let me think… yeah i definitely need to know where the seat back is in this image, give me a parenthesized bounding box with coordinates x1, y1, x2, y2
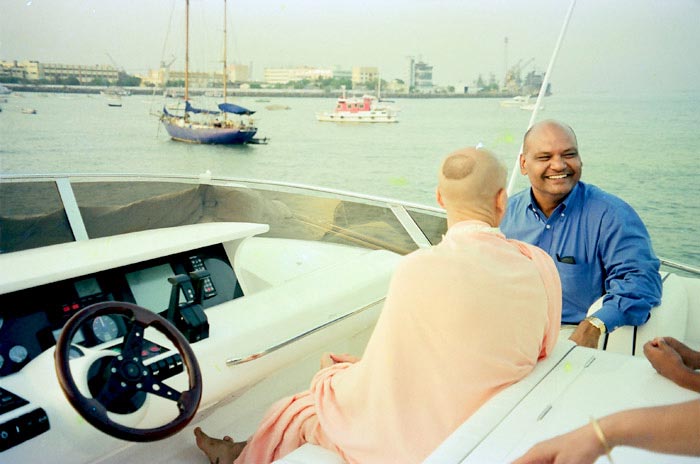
(591, 272, 689, 356)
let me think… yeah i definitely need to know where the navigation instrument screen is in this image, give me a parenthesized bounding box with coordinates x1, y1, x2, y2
(74, 277, 101, 298)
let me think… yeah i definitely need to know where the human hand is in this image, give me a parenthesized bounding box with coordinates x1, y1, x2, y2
(661, 337, 700, 369)
(511, 424, 604, 464)
(319, 352, 360, 370)
(568, 320, 602, 348)
(643, 338, 688, 380)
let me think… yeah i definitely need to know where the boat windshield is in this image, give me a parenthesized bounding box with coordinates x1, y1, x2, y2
(0, 175, 447, 255)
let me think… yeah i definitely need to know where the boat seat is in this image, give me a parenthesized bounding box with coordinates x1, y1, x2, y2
(588, 272, 690, 355)
(272, 443, 347, 464)
(424, 340, 575, 463)
(233, 236, 373, 295)
(273, 342, 576, 464)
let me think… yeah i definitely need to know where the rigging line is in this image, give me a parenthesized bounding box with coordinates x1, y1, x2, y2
(506, 0, 578, 196)
(150, 0, 178, 118)
(160, 0, 177, 71)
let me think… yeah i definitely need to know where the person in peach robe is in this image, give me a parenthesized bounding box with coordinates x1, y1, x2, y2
(195, 147, 562, 464)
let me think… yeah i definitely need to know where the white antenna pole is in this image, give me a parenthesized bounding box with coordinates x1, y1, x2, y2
(506, 0, 577, 196)
(223, 0, 227, 105)
(185, 0, 190, 102)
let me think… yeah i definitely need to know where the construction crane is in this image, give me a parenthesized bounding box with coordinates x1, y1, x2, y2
(159, 55, 177, 89)
(503, 57, 535, 93)
(105, 52, 125, 74)
(160, 55, 176, 70)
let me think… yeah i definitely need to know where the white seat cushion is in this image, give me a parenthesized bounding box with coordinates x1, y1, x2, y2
(272, 443, 346, 464)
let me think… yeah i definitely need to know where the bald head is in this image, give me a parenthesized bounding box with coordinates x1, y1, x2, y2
(437, 147, 507, 226)
(523, 119, 578, 154)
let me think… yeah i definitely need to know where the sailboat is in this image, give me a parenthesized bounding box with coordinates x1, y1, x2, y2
(160, 0, 258, 144)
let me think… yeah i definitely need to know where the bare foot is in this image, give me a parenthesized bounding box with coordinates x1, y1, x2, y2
(194, 427, 246, 464)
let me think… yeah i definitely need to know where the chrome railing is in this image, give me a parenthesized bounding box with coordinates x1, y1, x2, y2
(660, 258, 700, 277)
(225, 296, 384, 366)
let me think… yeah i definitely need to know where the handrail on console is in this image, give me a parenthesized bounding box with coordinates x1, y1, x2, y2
(225, 297, 384, 366)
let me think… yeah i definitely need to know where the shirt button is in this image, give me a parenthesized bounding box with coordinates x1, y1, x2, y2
(545, 225, 551, 229)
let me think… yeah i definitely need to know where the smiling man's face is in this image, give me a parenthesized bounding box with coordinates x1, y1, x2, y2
(520, 121, 582, 215)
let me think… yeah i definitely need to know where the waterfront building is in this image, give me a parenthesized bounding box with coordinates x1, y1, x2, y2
(0, 60, 42, 81)
(0, 60, 119, 84)
(140, 63, 250, 88)
(42, 63, 119, 84)
(228, 63, 249, 83)
(411, 60, 433, 93)
(332, 67, 352, 81)
(263, 66, 333, 85)
(351, 66, 378, 87)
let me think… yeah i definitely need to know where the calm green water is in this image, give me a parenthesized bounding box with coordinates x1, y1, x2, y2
(1, 91, 698, 267)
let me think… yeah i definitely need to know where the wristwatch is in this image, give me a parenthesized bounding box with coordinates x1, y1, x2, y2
(584, 316, 607, 334)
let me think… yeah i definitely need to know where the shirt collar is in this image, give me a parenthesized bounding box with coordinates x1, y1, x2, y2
(445, 219, 504, 239)
(527, 182, 583, 217)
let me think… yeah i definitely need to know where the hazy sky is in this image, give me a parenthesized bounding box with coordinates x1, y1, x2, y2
(2, 0, 699, 94)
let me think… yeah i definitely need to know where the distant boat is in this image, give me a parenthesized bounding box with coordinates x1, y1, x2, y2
(500, 95, 530, 108)
(316, 86, 398, 123)
(100, 88, 130, 97)
(265, 104, 290, 111)
(160, 0, 258, 145)
(21, 108, 37, 114)
(520, 102, 545, 111)
(164, 89, 183, 99)
(102, 92, 123, 107)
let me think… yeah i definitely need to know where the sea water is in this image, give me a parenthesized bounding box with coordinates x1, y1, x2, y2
(0, 90, 698, 267)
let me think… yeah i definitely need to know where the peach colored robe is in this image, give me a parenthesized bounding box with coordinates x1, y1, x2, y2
(235, 220, 561, 464)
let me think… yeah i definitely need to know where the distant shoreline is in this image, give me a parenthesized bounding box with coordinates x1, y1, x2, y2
(2, 83, 518, 99)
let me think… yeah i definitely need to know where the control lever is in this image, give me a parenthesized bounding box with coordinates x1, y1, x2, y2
(188, 269, 210, 304)
(166, 274, 210, 343)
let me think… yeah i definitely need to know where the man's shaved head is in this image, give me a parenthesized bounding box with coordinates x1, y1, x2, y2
(438, 147, 507, 210)
(441, 152, 477, 180)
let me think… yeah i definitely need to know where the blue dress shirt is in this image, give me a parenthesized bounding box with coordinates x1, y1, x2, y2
(500, 182, 662, 331)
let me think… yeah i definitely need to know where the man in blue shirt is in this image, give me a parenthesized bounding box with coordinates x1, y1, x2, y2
(500, 120, 662, 348)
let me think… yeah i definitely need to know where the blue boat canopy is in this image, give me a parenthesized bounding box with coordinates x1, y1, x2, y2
(218, 103, 255, 115)
(185, 101, 220, 115)
(182, 101, 255, 116)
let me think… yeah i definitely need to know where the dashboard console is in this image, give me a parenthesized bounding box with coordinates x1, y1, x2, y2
(0, 243, 239, 378)
(0, 222, 268, 453)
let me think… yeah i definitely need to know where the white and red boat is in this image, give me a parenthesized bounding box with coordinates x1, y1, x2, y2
(316, 87, 398, 123)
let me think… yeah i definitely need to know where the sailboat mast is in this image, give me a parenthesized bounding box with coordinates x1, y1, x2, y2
(223, 0, 228, 105)
(185, 0, 190, 101)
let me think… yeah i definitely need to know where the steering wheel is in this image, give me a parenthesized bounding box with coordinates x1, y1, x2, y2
(54, 301, 203, 442)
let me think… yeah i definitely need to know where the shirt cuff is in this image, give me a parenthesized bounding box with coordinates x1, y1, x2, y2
(590, 305, 625, 333)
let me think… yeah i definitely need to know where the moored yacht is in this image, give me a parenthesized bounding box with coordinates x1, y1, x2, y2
(316, 86, 398, 123)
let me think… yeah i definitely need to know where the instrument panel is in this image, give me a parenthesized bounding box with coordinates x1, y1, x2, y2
(0, 243, 242, 378)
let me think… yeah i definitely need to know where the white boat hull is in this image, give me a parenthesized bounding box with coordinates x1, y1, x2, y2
(316, 110, 398, 123)
(0, 174, 698, 463)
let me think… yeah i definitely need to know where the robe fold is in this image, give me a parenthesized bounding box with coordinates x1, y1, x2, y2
(235, 220, 561, 464)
